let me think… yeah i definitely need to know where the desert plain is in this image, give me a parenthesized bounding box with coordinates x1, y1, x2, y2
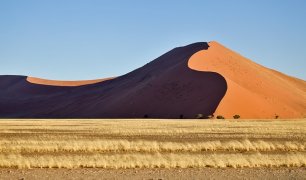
(0, 119, 305, 179)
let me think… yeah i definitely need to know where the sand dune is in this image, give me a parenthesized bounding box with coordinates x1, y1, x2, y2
(188, 41, 306, 119)
(0, 43, 226, 118)
(0, 41, 305, 118)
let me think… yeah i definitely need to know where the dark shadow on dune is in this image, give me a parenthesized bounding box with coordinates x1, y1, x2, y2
(0, 42, 227, 118)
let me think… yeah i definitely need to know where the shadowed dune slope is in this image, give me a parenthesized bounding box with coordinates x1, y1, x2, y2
(0, 42, 227, 118)
(188, 41, 306, 118)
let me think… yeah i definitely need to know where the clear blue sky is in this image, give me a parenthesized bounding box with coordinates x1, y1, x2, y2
(1, 0, 305, 80)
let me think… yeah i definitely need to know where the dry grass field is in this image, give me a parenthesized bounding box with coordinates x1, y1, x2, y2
(0, 119, 305, 179)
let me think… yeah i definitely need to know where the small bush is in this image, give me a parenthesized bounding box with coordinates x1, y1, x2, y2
(179, 114, 184, 119)
(144, 114, 148, 118)
(216, 115, 225, 119)
(233, 115, 240, 119)
(275, 115, 279, 119)
(196, 114, 204, 119)
(207, 115, 214, 119)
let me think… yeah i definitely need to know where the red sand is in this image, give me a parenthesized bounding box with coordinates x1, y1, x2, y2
(188, 41, 306, 119)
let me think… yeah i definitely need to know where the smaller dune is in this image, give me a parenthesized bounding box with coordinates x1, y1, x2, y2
(26, 77, 113, 86)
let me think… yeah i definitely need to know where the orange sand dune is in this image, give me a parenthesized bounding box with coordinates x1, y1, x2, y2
(188, 41, 306, 119)
(26, 77, 113, 86)
(0, 41, 305, 119)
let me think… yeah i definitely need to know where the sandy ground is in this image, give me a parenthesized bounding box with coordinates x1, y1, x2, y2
(0, 168, 305, 180)
(0, 119, 305, 179)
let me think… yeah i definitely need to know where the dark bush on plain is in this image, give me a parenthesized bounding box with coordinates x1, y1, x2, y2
(216, 115, 225, 119)
(233, 115, 240, 119)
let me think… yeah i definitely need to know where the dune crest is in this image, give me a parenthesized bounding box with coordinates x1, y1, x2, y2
(188, 41, 306, 118)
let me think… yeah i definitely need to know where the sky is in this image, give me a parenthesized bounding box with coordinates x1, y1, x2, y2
(1, 0, 306, 80)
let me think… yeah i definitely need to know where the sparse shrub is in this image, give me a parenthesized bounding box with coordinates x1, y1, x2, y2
(275, 114, 279, 119)
(144, 114, 148, 118)
(196, 114, 204, 119)
(216, 115, 225, 119)
(179, 114, 184, 119)
(233, 115, 240, 119)
(207, 115, 214, 119)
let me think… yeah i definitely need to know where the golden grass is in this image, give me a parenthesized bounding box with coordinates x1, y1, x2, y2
(0, 119, 305, 168)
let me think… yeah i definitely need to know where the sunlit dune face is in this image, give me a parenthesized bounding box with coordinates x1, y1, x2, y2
(187, 41, 306, 119)
(26, 77, 113, 87)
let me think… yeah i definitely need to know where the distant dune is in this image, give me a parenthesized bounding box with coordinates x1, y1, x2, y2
(26, 77, 111, 86)
(0, 42, 305, 118)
